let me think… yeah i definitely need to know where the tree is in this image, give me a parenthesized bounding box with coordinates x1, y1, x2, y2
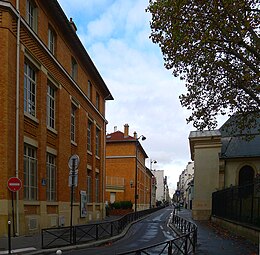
(146, 0, 260, 132)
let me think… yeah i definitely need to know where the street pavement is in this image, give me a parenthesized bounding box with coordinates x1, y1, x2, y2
(0, 208, 258, 254)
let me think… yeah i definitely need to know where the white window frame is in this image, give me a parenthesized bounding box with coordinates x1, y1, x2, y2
(87, 171, 92, 203)
(87, 120, 92, 152)
(87, 80, 92, 99)
(48, 27, 55, 54)
(46, 153, 56, 202)
(71, 104, 76, 142)
(47, 83, 55, 129)
(26, 0, 37, 32)
(24, 144, 38, 201)
(95, 128, 100, 156)
(95, 173, 100, 203)
(71, 57, 77, 80)
(24, 62, 36, 117)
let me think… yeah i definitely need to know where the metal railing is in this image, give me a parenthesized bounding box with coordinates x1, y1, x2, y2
(212, 179, 260, 227)
(42, 206, 164, 249)
(116, 211, 197, 255)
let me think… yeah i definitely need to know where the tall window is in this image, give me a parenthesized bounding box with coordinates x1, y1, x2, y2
(95, 173, 100, 203)
(47, 84, 55, 129)
(96, 93, 100, 110)
(48, 27, 55, 54)
(24, 144, 37, 200)
(46, 153, 56, 201)
(26, 0, 37, 31)
(71, 57, 77, 80)
(87, 120, 92, 151)
(95, 128, 100, 156)
(87, 80, 92, 99)
(87, 170, 92, 203)
(71, 104, 76, 142)
(24, 62, 36, 117)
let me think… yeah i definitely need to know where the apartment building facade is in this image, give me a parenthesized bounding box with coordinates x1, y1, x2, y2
(105, 124, 152, 211)
(0, 0, 112, 236)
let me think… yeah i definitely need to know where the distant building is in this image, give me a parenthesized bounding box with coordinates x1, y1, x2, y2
(105, 124, 152, 211)
(0, 0, 112, 237)
(151, 170, 170, 203)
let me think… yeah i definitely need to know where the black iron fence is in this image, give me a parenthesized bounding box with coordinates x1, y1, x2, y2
(116, 211, 197, 255)
(212, 179, 260, 227)
(42, 206, 163, 249)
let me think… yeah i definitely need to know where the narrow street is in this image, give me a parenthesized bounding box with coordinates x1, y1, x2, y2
(62, 207, 175, 255)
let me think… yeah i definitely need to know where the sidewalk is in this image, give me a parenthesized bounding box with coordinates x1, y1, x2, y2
(0, 215, 121, 255)
(0, 210, 258, 254)
(177, 209, 258, 255)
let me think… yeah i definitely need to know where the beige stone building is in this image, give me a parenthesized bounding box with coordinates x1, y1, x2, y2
(189, 117, 260, 220)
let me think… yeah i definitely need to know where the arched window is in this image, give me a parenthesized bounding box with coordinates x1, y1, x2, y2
(238, 165, 254, 198)
(239, 165, 254, 186)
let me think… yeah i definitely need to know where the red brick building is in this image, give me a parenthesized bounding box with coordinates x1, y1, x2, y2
(105, 124, 153, 211)
(0, 0, 112, 236)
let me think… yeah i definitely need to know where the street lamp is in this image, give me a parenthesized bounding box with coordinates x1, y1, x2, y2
(135, 135, 146, 212)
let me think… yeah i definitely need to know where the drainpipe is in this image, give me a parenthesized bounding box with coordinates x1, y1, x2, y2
(15, 0, 20, 236)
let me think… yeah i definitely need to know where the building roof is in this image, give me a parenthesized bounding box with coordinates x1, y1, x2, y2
(45, 0, 113, 100)
(106, 131, 148, 158)
(221, 135, 260, 158)
(189, 130, 221, 139)
(219, 114, 260, 158)
(106, 131, 136, 142)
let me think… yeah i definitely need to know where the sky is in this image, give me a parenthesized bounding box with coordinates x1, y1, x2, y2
(56, 0, 217, 195)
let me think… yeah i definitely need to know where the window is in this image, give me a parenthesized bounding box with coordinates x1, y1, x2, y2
(87, 170, 92, 203)
(24, 62, 36, 117)
(48, 27, 55, 54)
(95, 173, 100, 203)
(87, 80, 92, 99)
(26, 0, 37, 31)
(96, 93, 100, 110)
(24, 144, 37, 200)
(95, 128, 100, 156)
(47, 84, 55, 129)
(87, 120, 92, 152)
(71, 104, 77, 142)
(46, 153, 56, 201)
(71, 57, 77, 80)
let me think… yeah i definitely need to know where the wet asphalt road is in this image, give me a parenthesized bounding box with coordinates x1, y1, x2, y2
(62, 207, 175, 255)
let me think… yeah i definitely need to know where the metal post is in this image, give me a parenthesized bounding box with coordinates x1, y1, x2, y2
(8, 220, 11, 254)
(134, 140, 138, 212)
(70, 158, 75, 244)
(11, 192, 15, 237)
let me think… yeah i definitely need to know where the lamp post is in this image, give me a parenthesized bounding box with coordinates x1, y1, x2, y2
(135, 134, 146, 212)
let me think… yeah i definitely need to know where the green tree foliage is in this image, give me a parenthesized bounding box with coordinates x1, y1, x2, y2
(147, 0, 260, 131)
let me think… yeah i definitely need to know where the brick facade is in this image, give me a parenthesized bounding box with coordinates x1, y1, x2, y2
(0, 0, 112, 236)
(105, 125, 153, 211)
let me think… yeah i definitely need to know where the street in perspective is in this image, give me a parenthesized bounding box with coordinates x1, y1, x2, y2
(0, 0, 259, 255)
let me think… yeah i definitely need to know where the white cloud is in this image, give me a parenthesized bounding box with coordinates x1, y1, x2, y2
(57, 0, 195, 195)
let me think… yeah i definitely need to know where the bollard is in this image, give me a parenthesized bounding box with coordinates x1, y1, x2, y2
(8, 220, 11, 254)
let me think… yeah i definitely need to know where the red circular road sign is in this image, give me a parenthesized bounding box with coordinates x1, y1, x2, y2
(7, 177, 22, 192)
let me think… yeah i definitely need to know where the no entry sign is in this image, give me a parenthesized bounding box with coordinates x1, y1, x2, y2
(7, 177, 22, 192)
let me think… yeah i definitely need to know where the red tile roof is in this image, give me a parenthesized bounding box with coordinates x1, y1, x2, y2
(106, 131, 135, 142)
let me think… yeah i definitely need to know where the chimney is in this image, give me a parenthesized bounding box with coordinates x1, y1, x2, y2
(69, 18, 77, 32)
(133, 131, 137, 139)
(124, 124, 129, 138)
(114, 126, 117, 132)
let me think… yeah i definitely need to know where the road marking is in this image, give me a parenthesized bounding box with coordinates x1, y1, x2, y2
(0, 247, 36, 254)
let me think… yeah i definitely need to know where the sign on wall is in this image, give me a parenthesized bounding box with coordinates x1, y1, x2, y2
(80, 190, 87, 218)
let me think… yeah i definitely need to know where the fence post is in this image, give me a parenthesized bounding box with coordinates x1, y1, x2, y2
(96, 224, 99, 240)
(168, 241, 172, 255)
